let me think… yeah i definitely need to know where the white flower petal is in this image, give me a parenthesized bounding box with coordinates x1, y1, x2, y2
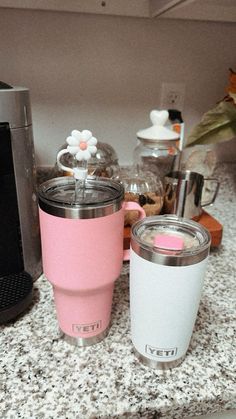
(67, 145, 79, 155)
(81, 130, 92, 142)
(76, 149, 91, 161)
(75, 150, 84, 161)
(76, 150, 91, 161)
(71, 130, 82, 140)
(66, 136, 79, 146)
(88, 145, 97, 155)
(82, 149, 92, 160)
(87, 136, 97, 146)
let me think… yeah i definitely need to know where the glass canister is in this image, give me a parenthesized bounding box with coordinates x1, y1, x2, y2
(56, 141, 119, 178)
(134, 110, 180, 181)
(114, 166, 164, 226)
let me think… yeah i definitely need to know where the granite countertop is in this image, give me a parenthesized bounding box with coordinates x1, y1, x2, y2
(1, 163, 236, 419)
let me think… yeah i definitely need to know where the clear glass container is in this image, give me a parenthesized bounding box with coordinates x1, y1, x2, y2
(114, 166, 164, 226)
(56, 141, 119, 178)
(134, 110, 180, 181)
(133, 139, 180, 181)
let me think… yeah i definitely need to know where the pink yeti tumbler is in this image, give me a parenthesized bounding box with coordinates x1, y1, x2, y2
(38, 176, 145, 346)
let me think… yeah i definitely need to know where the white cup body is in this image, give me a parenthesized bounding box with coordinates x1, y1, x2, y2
(130, 247, 208, 369)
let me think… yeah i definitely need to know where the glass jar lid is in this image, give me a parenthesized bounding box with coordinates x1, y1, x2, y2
(131, 215, 211, 266)
(137, 110, 179, 142)
(38, 176, 124, 219)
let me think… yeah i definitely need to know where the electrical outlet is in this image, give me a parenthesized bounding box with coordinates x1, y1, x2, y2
(160, 83, 185, 111)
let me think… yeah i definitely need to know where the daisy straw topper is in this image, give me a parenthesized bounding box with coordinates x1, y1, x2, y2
(57, 129, 98, 180)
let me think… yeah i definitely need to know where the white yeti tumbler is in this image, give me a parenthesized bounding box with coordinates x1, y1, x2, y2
(130, 215, 211, 369)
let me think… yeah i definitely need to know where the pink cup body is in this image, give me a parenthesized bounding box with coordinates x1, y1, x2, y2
(39, 197, 145, 341)
(39, 207, 125, 338)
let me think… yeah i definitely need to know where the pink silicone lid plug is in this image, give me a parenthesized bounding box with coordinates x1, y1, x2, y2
(154, 234, 184, 251)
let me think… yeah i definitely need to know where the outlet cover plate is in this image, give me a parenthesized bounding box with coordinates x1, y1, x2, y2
(160, 82, 185, 111)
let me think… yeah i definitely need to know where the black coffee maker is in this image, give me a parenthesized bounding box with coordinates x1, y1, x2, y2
(0, 81, 42, 323)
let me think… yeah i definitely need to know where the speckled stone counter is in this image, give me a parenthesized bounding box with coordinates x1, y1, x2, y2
(1, 163, 236, 419)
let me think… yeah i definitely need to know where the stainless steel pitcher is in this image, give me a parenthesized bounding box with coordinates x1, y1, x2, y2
(163, 170, 219, 220)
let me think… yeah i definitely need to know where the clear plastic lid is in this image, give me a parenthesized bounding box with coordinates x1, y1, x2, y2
(38, 177, 124, 219)
(131, 215, 211, 266)
(139, 223, 199, 250)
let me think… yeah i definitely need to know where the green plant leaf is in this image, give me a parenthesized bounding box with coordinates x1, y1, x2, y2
(186, 101, 236, 146)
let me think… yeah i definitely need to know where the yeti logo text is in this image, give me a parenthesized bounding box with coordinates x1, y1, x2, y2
(72, 321, 102, 333)
(145, 345, 177, 358)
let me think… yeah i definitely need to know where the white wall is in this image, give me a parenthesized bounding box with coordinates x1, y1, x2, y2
(0, 8, 235, 166)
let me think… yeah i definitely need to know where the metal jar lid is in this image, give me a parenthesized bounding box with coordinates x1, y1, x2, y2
(131, 215, 211, 266)
(38, 176, 124, 219)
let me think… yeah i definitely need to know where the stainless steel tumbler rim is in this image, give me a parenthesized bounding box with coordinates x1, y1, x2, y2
(133, 347, 185, 370)
(38, 177, 124, 219)
(131, 215, 211, 266)
(60, 326, 109, 347)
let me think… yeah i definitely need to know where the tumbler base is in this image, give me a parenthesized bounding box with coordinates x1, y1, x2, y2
(60, 326, 109, 347)
(133, 347, 185, 370)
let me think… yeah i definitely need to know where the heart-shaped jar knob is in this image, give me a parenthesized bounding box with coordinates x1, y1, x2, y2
(150, 110, 169, 127)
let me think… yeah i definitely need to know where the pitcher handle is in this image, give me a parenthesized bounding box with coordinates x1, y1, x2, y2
(123, 202, 146, 261)
(201, 177, 220, 207)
